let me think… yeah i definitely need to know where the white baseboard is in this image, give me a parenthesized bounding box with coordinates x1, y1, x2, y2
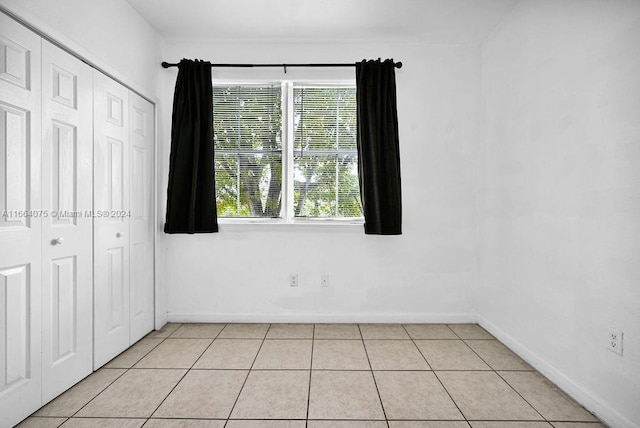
(478, 317, 639, 428)
(155, 311, 168, 331)
(167, 312, 478, 324)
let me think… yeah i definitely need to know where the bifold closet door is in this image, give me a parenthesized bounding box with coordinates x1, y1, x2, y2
(129, 92, 154, 344)
(0, 13, 43, 426)
(40, 40, 93, 403)
(93, 71, 130, 369)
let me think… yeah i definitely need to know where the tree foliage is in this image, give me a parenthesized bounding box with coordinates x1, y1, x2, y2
(214, 85, 282, 217)
(293, 87, 361, 217)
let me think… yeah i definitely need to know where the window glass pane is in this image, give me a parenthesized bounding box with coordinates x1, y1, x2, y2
(293, 86, 361, 218)
(214, 85, 282, 217)
(294, 154, 362, 218)
(214, 85, 282, 150)
(294, 87, 357, 151)
(215, 152, 282, 217)
(336, 154, 362, 217)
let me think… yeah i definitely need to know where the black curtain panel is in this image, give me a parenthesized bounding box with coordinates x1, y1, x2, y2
(164, 59, 218, 234)
(355, 58, 402, 235)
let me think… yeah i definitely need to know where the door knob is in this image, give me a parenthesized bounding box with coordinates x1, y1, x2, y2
(52, 237, 64, 245)
(116, 232, 124, 238)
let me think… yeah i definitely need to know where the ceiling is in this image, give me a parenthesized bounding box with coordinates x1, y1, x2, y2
(126, 0, 521, 44)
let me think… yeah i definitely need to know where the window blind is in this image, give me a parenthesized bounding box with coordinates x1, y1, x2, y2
(213, 85, 283, 217)
(293, 87, 362, 218)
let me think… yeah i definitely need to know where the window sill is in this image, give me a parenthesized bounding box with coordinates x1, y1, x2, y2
(217, 218, 364, 232)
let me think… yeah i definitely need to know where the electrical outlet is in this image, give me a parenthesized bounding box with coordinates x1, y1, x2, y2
(321, 274, 330, 287)
(289, 273, 299, 287)
(608, 328, 623, 356)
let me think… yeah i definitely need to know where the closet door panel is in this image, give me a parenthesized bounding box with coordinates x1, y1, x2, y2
(129, 92, 154, 343)
(40, 40, 93, 403)
(93, 71, 130, 369)
(0, 12, 42, 428)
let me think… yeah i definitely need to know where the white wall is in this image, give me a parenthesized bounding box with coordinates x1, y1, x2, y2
(479, 1, 640, 426)
(158, 41, 481, 322)
(0, 0, 162, 99)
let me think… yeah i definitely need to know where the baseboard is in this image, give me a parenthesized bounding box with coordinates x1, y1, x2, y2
(155, 311, 168, 331)
(167, 312, 478, 324)
(478, 317, 639, 428)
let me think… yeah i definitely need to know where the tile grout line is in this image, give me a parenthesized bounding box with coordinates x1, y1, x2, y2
(203, 337, 495, 341)
(455, 325, 586, 424)
(143, 324, 226, 425)
(305, 324, 315, 428)
(54, 416, 158, 419)
(63, 328, 176, 423)
(94, 367, 544, 372)
(357, 324, 390, 428)
(123, 331, 174, 428)
(223, 324, 271, 427)
(401, 323, 471, 426)
(456, 330, 549, 423)
(39, 326, 177, 426)
(103, 334, 164, 369)
(493, 370, 549, 423)
(462, 337, 535, 372)
(488, 358, 601, 423)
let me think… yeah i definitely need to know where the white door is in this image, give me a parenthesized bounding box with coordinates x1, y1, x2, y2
(129, 92, 154, 343)
(93, 71, 130, 369)
(40, 40, 93, 403)
(0, 12, 43, 428)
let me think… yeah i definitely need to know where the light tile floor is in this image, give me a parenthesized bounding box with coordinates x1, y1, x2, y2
(19, 323, 607, 428)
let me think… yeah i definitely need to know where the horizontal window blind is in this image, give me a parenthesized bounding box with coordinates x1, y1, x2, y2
(213, 85, 283, 217)
(293, 87, 362, 218)
(212, 83, 361, 220)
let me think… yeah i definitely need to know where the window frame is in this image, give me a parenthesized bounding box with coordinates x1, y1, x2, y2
(213, 79, 364, 226)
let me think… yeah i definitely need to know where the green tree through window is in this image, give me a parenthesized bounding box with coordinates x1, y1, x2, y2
(293, 87, 361, 217)
(213, 85, 282, 217)
(213, 83, 362, 220)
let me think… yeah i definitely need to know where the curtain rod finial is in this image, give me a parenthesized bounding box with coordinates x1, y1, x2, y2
(395, 61, 403, 69)
(161, 61, 171, 68)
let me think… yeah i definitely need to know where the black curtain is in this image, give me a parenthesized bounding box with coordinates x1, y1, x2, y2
(355, 59, 402, 235)
(164, 59, 218, 234)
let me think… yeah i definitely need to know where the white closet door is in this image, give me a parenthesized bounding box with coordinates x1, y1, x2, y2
(0, 12, 43, 428)
(40, 40, 93, 403)
(93, 71, 130, 369)
(129, 92, 154, 343)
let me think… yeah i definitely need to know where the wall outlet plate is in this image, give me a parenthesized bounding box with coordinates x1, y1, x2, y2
(608, 328, 623, 356)
(289, 273, 299, 287)
(321, 274, 330, 287)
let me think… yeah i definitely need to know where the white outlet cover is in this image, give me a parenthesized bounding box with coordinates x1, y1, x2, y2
(321, 274, 330, 287)
(289, 274, 299, 287)
(608, 328, 623, 356)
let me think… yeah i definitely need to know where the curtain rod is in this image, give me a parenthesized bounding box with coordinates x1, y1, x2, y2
(161, 61, 403, 71)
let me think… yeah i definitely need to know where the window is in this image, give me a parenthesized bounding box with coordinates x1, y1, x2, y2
(213, 82, 362, 222)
